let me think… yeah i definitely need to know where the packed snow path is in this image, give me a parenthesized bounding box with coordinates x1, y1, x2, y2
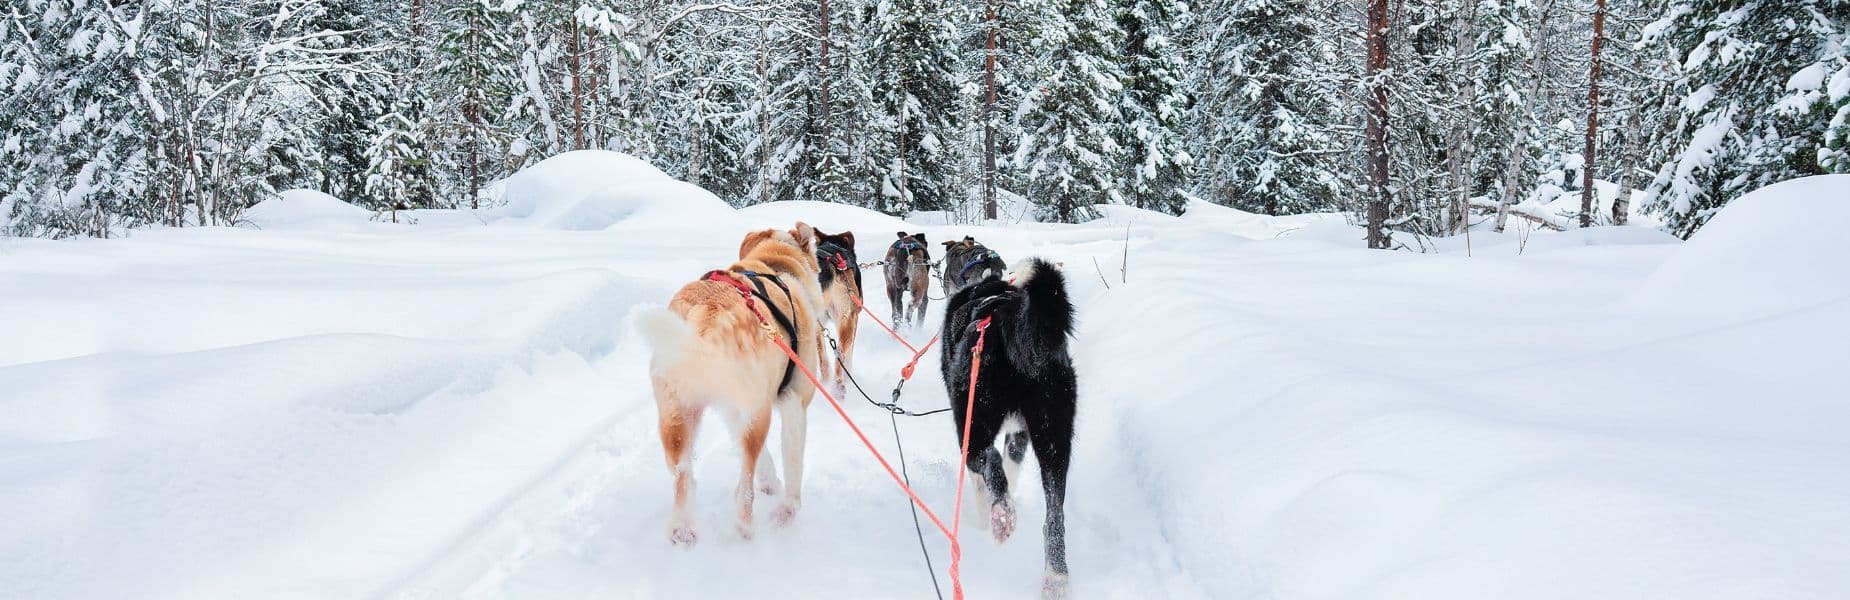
(3, 162, 1847, 599)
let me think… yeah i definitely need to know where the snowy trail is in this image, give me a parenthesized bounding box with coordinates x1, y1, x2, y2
(387, 254, 1205, 600)
(5, 168, 1849, 599)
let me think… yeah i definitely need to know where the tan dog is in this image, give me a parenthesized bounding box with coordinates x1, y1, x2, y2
(638, 222, 824, 546)
(813, 229, 862, 394)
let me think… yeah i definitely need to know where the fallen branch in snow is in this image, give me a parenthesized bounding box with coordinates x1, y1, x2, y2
(1469, 197, 1568, 231)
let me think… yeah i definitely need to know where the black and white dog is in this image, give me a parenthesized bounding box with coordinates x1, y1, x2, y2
(938, 257, 1076, 598)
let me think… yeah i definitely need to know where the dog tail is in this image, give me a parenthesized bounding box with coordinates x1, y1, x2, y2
(1001, 258, 1075, 371)
(635, 306, 697, 373)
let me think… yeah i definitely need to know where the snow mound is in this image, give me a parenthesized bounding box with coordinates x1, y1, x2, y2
(735, 200, 909, 233)
(242, 189, 373, 230)
(1182, 199, 1342, 240)
(1628, 175, 1850, 315)
(1086, 203, 1179, 225)
(491, 150, 731, 230)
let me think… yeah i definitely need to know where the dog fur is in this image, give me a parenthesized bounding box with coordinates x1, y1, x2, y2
(940, 236, 1006, 296)
(814, 229, 863, 394)
(883, 231, 931, 328)
(639, 222, 825, 547)
(938, 258, 1077, 598)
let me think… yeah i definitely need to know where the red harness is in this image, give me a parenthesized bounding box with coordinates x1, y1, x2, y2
(704, 270, 768, 328)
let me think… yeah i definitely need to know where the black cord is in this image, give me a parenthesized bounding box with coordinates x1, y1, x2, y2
(890, 410, 946, 600)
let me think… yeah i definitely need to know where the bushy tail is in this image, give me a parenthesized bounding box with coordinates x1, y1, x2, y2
(634, 307, 697, 373)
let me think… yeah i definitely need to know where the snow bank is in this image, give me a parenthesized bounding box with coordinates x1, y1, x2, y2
(242, 189, 375, 231)
(491, 150, 731, 230)
(3, 174, 1844, 600)
(1628, 174, 1850, 316)
(1181, 199, 1343, 241)
(736, 200, 910, 233)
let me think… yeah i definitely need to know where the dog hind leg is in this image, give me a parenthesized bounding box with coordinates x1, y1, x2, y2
(734, 402, 773, 540)
(656, 383, 703, 547)
(772, 389, 808, 526)
(1029, 417, 1073, 598)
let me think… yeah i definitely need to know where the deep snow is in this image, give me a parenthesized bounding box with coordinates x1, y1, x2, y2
(2, 155, 1845, 599)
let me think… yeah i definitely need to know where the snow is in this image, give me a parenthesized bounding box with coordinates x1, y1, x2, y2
(1627, 174, 1850, 316)
(1787, 64, 1828, 92)
(2, 165, 1845, 599)
(490, 150, 732, 230)
(241, 189, 375, 231)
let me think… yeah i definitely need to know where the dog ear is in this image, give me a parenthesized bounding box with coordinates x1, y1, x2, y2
(940, 240, 956, 248)
(790, 221, 818, 254)
(839, 231, 855, 248)
(738, 229, 773, 259)
(912, 233, 927, 245)
(897, 231, 909, 239)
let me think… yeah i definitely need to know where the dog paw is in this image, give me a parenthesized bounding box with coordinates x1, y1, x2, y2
(669, 526, 698, 547)
(990, 501, 1017, 543)
(1040, 572, 1070, 600)
(772, 501, 801, 527)
(736, 520, 755, 541)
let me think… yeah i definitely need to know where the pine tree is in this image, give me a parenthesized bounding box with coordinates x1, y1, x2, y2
(363, 98, 435, 217)
(868, 0, 965, 215)
(1644, 0, 1849, 238)
(1, 0, 152, 237)
(1116, 0, 1192, 214)
(1189, 0, 1346, 216)
(1016, 0, 1127, 222)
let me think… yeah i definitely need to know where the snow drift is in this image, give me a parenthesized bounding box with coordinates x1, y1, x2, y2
(241, 189, 374, 231)
(1628, 174, 1850, 316)
(491, 150, 732, 230)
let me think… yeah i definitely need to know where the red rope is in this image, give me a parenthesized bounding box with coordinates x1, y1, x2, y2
(949, 315, 991, 600)
(849, 292, 941, 381)
(761, 312, 991, 600)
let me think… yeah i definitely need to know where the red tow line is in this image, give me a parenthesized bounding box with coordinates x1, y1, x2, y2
(760, 309, 991, 600)
(850, 292, 941, 381)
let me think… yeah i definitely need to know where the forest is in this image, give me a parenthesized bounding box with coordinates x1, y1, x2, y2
(2, 0, 1845, 243)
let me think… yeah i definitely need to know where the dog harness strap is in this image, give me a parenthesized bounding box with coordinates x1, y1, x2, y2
(741, 270, 800, 391)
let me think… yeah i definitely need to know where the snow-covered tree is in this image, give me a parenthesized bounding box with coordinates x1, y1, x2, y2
(1188, 0, 1346, 216)
(867, 0, 965, 215)
(1643, 0, 1850, 238)
(1115, 0, 1191, 214)
(1016, 0, 1127, 222)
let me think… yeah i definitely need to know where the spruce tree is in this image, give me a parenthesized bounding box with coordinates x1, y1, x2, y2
(1116, 0, 1192, 214)
(1016, 0, 1128, 222)
(1645, 0, 1849, 238)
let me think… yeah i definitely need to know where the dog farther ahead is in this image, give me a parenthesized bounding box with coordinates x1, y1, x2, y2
(637, 222, 825, 547)
(939, 258, 1077, 598)
(883, 231, 931, 328)
(940, 236, 1006, 296)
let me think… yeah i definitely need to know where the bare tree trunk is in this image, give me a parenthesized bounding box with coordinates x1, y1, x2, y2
(1446, 0, 1478, 237)
(757, 22, 771, 204)
(1495, 0, 1555, 233)
(893, 94, 905, 213)
(1613, 56, 1646, 226)
(818, 0, 832, 163)
(467, 9, 482, 209)
(1579, 0, 1606, 228)
(570, 17, 585, 150)
(689, 85, 706, 187)
(982, 0, 998, 221)
(1364, 0, 1391, 250)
